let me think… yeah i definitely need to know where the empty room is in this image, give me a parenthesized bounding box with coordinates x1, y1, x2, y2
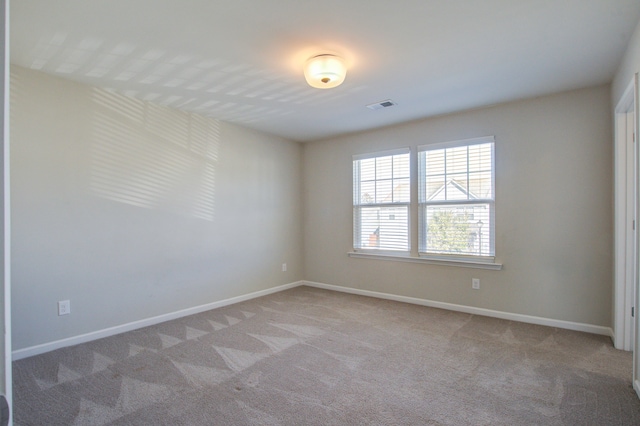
(3, 0, 640, 424)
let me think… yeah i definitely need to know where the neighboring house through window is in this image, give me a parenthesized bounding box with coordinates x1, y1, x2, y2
(418, 136, 495, 260)
(353, 148, 410, 252)
(352, 137, 495, 264)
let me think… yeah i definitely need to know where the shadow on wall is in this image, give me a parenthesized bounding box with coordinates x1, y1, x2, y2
(90, 88, 219, 221)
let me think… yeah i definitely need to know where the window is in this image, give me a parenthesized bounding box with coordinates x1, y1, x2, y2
(353, 148, 410, 252)
(418, 137, 495, 259)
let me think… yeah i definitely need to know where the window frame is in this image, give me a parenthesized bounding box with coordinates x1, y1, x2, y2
(352, 147, 411, 255)
(418, 136, 496, 263)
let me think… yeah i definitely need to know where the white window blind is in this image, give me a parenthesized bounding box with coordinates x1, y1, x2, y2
(418, 137, 495, 258)
(353, 148, 410, 252)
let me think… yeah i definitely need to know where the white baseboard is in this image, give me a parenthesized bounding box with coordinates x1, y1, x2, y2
(302, 280, 614, 337)
(635, 379, 640, 399)
(12, 281, 304, 360)
(14, 279, 615, 360)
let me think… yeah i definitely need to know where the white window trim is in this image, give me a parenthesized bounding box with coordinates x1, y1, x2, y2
(417, 136, 496, 262)
(419, 136, 495, 151)
(353, 147, 411, 253)
(353, 147, 410, 161)
(347, 251, 503, 270)
(349, 138, 502, 270)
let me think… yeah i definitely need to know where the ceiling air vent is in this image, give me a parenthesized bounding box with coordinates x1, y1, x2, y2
(366, 99, 397, 110)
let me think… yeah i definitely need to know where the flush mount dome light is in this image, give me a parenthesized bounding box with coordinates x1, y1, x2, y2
(304, 54, 346, 89)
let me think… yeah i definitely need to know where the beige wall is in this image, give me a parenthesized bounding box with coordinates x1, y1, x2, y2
(10, 66, 303, 351)
(303, 85, 613, 327)
(9, 64, 617, 351)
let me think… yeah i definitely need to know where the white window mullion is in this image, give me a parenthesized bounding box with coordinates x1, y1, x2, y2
(466, 146, 470, 200)
(443, 149, 448, 200)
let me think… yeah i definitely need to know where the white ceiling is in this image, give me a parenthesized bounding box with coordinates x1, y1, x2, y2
(11, 0, 640, 142)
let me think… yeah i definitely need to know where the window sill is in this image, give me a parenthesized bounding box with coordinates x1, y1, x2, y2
(347, 251, 503, 270)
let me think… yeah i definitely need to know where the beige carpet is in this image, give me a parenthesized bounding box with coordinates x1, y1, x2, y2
(12, 286, 640, 425)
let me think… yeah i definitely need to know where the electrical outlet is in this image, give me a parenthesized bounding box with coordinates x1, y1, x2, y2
(58, 300, 71, 316)
(472, 278, 480, 290)
(282, 263, 287, 272)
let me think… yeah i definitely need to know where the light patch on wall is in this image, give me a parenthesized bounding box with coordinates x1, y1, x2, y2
(90, 88, 219, 221)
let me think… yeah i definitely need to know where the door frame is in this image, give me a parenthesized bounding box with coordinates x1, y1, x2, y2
(633, 73, 640, 398)
(0, 0, 10, 421)
(614, 78, 636, 352)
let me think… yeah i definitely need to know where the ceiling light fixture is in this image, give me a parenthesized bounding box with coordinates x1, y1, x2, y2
(304, 54, 346, 89)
